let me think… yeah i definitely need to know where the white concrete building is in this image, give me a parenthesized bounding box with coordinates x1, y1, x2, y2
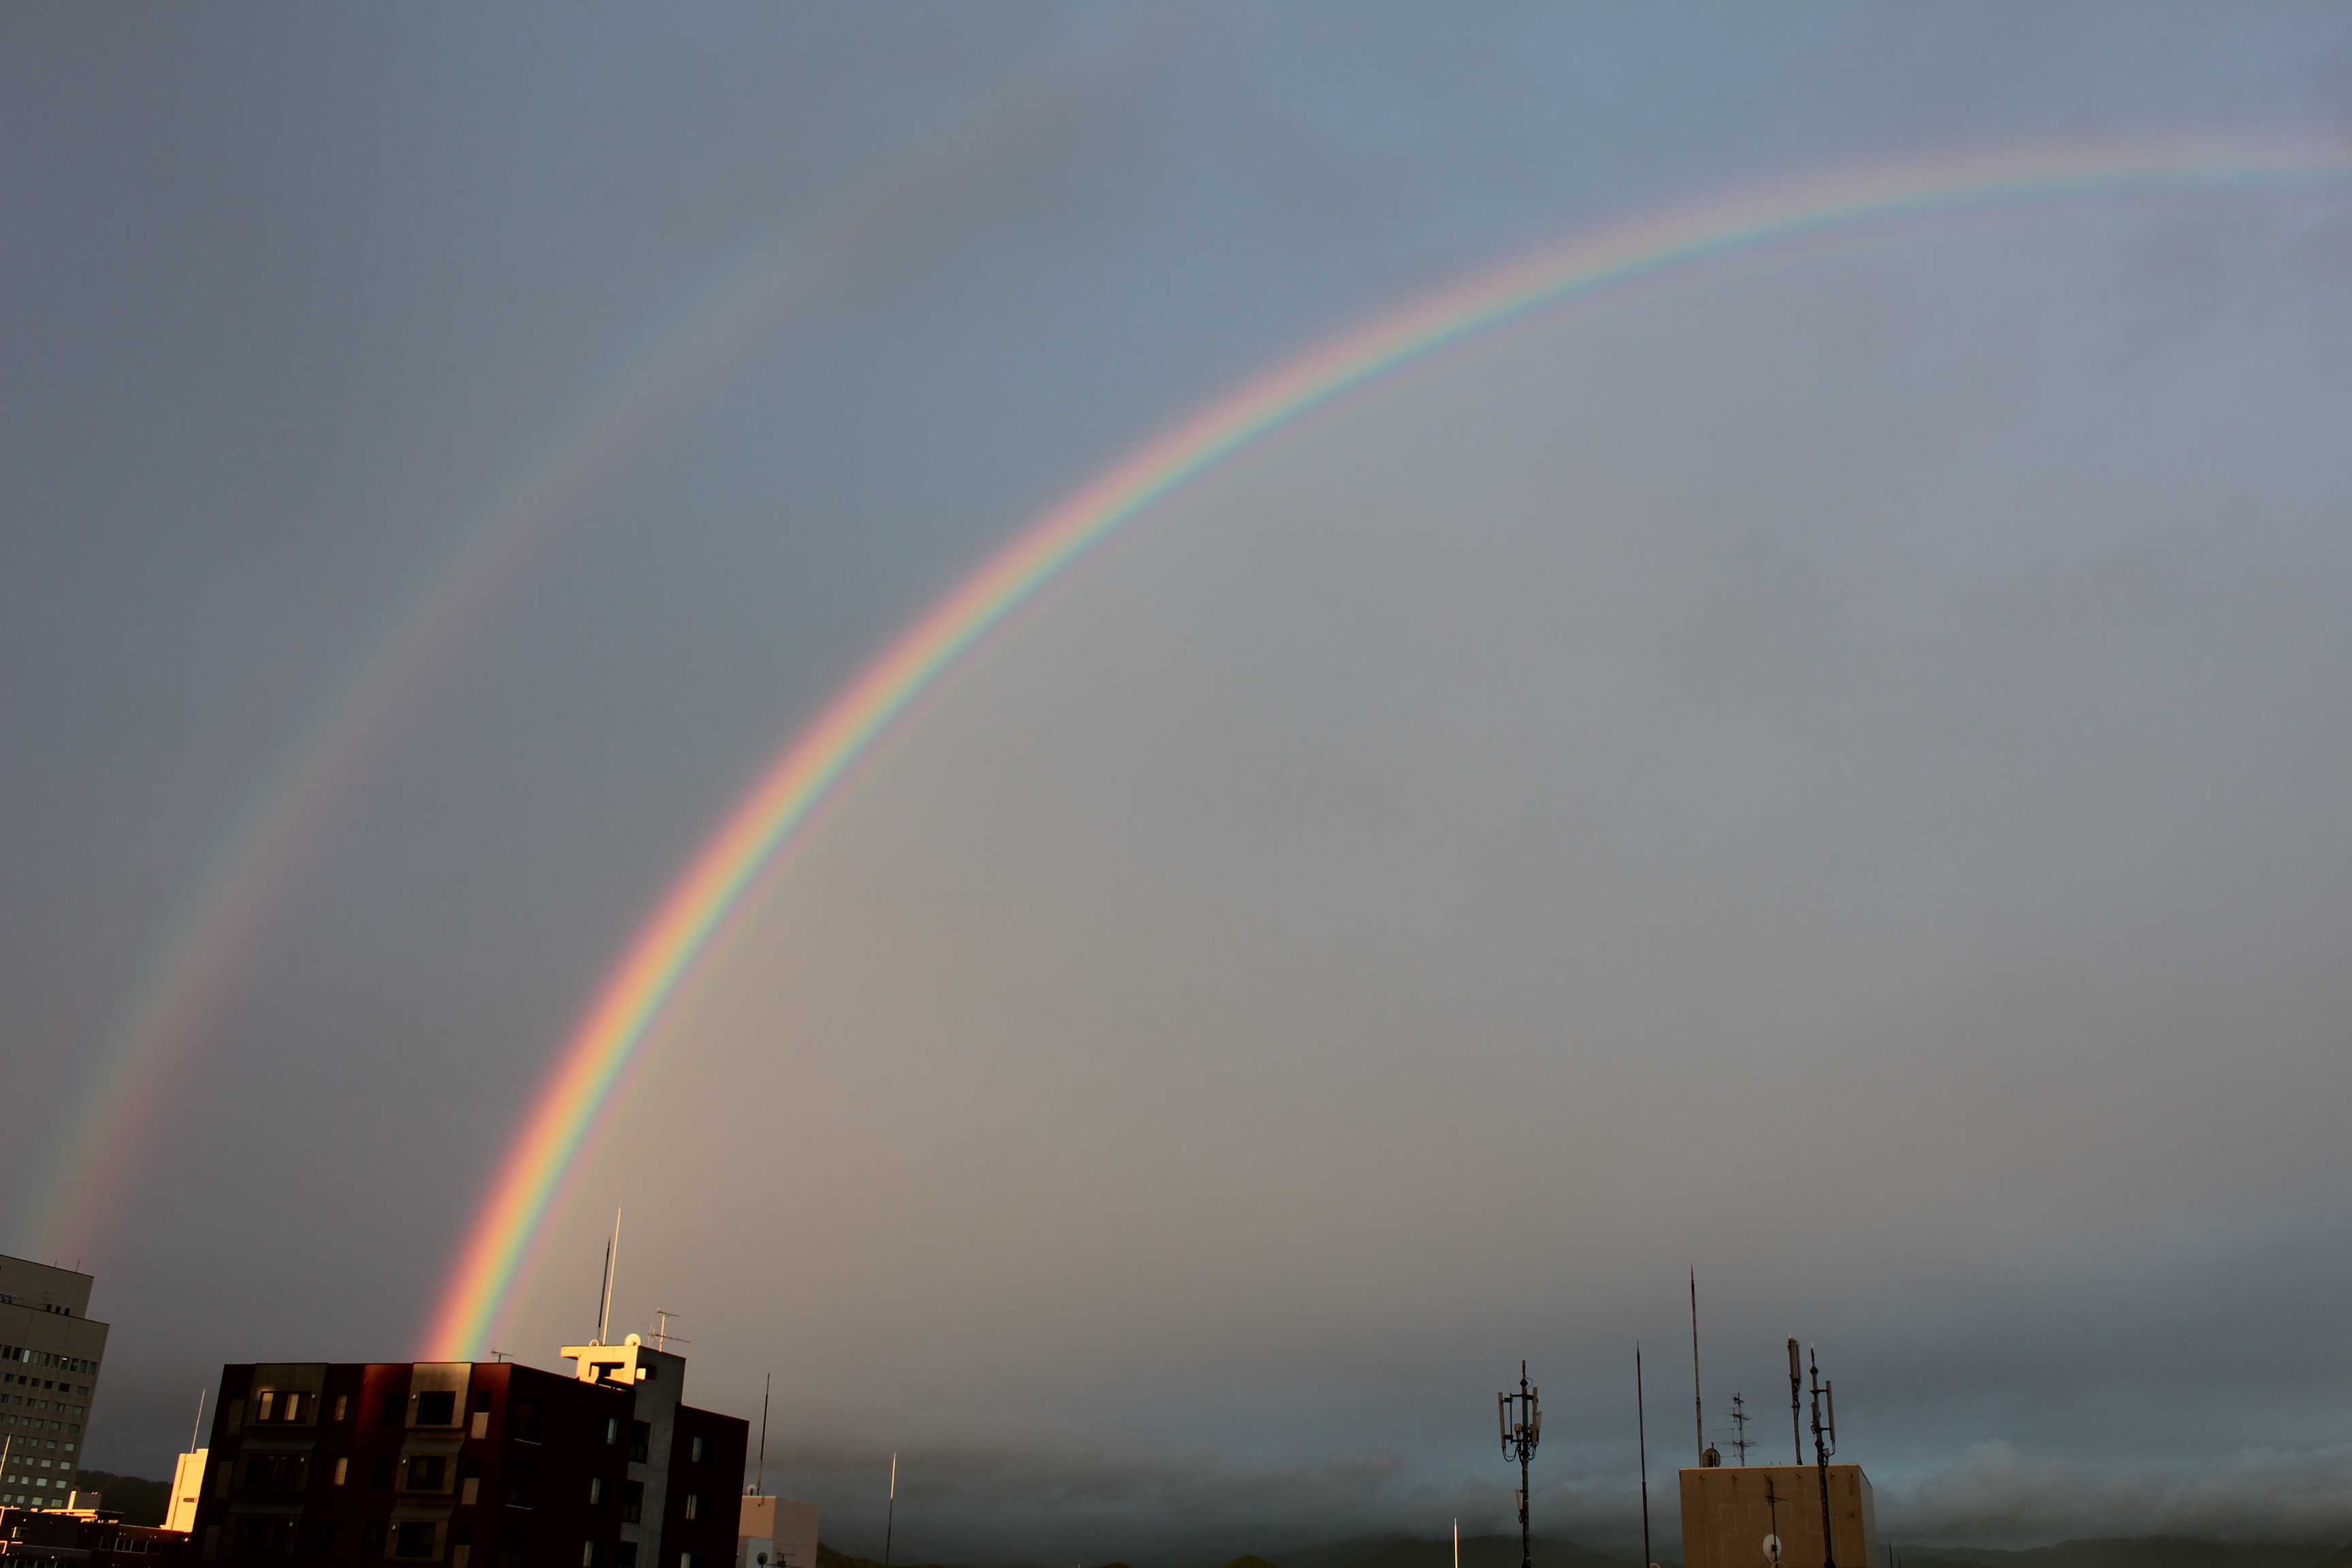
(0, 1256, 109, 1509)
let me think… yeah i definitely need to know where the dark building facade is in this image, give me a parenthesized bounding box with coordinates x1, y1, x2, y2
(188, 1348, 745, 1568)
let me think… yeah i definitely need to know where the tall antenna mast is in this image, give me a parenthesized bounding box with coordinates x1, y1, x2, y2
(883, 1452, 898, 1568)
(596, 1207, 623, 1345)
(1497, 1360, 1541, 1568)
(594, 1237, 612, 1343)
(1729, 1393, 1752, 1466)
(1636, 1345, 1652, 1568)
(1689, 1270, 1704, 1463)
(755, 1373, 771, 1497)
(190, 1388, 208, 1452)
(1808, 1347, 1838, 1568)
(1787, 1339, 1803, 1465)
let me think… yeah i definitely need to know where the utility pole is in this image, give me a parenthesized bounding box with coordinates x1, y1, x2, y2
(1499, 1362, 1542, 1568)
(1808, 1348, 1838, 1568)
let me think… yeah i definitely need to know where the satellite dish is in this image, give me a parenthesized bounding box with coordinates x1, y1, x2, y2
(1763, 1536, 1782, 1565)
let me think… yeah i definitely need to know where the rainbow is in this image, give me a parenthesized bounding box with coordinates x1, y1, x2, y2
(5, 51, 1126, 1264)
(421, 138, 2352, 1359)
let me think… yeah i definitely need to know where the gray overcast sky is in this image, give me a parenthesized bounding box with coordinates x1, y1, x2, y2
(5, 7, 2352, 1565)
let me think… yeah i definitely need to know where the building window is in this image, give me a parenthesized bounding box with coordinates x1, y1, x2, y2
(406, 1455, 448, 1492)
(604, 1417, 619, 1446)
(496, 1529, 528, 1568)
(332, 1458, 348, 1486)
(613, 1546, 636, 1568)
(629, 1422, 650, 1463)
(689, 1437, 705, 1464)
(332, 1394, 350, 1423)
(254, 1391, 275, 1422)
(582, 1544, 602, 1568)
(382, 1392, 407, 1427)
(512, 1401, 542, 1443)
(681, 1555, 693, 1568)
(683, 1493, 699, 1521)
(415, 1390, 457, 1426)
(242, 1453, 306, 1490)
(589, 1477, 605, 1506)
(393, 1522, 439, 1559)
(361, 1526, 387, 1556)
(231, 1518, 294, 1556)
(502, 1463, 536, 1507)
(621, 1480, 643, 1523)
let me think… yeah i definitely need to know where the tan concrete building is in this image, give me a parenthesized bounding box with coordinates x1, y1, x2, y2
(1680, 1464, 1877, 1568)
(734, 1495, 819, 1568)
(0, 1256, 110, 1509)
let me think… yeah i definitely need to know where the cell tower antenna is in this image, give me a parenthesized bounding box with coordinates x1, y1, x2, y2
(1787, 1339, 1803, 1465)
(1498, 1360, 1542, 1568)
(1729, 1392, 1753, 1465)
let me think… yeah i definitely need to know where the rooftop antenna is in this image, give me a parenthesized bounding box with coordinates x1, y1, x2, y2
(1787, 1339, 1803, 1465)
(595, 1207, 622, 1346)
(1636, 1345, 1653, 1568)
(189, 1387, 207, 1452)
(1498, 1360, 1541, 1568)
(1808, 1347, 1838, 1568)
(883, 1452, 898, 1568)
(1729, 1393, 1753, 1466)
(1690, 1270, 1705, 1464)
(653, 1309, 689, 1352)
(755, 1373, 771, 1497)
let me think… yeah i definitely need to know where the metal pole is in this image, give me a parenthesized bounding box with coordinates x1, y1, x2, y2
(883, 1452, 897, 1568)
(1690, 1273, 1703, 1464)
(1636, 1347, 1652, 1568)
(755, 1375, 770, 1497)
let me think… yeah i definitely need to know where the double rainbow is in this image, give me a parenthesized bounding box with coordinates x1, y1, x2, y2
(421, 139, 2352, 1359)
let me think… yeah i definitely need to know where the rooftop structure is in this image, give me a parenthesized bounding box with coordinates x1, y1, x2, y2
(1678, 1463, 1877, 1568)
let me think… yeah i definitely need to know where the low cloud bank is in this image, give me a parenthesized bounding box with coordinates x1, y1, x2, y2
(1882, 1442, 2352, 1546)
(762, 1431, 2352, 1564)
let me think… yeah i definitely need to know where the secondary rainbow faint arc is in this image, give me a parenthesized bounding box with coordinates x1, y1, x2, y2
(421, 137, 2352, 1360)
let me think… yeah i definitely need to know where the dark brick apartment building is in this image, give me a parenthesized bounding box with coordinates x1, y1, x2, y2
(189, 1339, 745, 1568)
